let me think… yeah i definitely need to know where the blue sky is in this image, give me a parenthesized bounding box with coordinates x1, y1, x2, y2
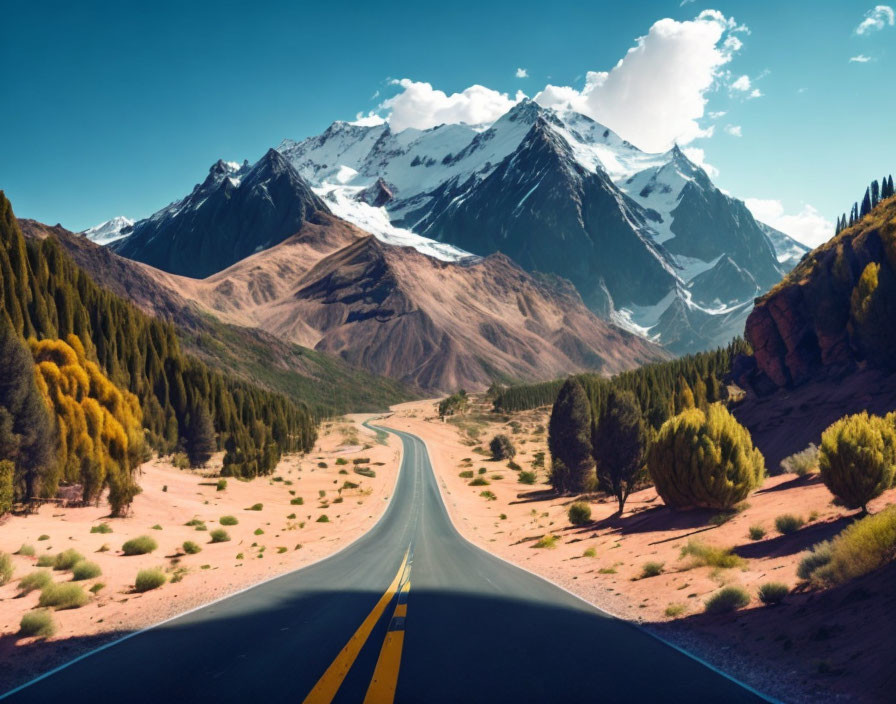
(1, 0, 894, 245)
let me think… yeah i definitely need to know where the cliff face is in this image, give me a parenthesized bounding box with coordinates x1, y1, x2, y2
(743, 196, 896, 389)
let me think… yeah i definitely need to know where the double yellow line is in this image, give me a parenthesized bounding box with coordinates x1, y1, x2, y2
(302, 551, 413, 704)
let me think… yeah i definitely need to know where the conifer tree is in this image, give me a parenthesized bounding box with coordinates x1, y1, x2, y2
(593, 390, 646, 514)
(861, 188, 872, 217)
(871, 179, 880, 208)
(548, 378, 594, 494)
(185, 403, 216, 468)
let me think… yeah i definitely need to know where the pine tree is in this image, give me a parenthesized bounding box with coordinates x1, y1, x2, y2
(593, 390, 646, 514)
(548, 378, 594, 494)
(871, 180, 880, 208)
(185, 403, 216, 468)
(861, 188, 872, 217)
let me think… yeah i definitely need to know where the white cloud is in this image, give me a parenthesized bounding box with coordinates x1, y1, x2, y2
(745, 198, 834, 248)
(350, 112, 386, 127)
(515, 67, 529, 78)
(709, 110, 727, 119)
(730, 74, 751, 91)
(682, 147, 719, 177)
(724, 124, 742, 137)
(380, 79, 523, 131)
(749, 88, 763, 99)
(856, 5, 894, 35)
(850, 54, 873, 63)
(533, 10, 746, 152)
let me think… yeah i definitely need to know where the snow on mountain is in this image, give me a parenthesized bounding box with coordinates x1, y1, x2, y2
(81, 216, 134, 245)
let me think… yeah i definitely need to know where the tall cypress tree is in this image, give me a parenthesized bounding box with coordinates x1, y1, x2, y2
(861, 188, 872, 217)
(185, 402, 216, 468)
(871, 180, 880, 208)
(548, 378, 594, 494)
(593, 390, 647, 515)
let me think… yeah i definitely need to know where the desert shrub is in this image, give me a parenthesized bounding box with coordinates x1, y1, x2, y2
(647, 405, 764, 510)
(679, 541, 744, 569)
(518, 470, 536, 485)
(534, 535, 558, 548)
(704, 586, 750, 614)
(254, 528, 264, 535)
(38, 534, 49, 541)
(779, 444, 819, 476)
(480, 491, 497, 501)
(458, 470, 474, 479)
(664, 603, 687, 618)
(640, 561, 665, 578)
(342, 481, 359, 490)
(171, 452, 190, 470)
(316, 515, 330, 523)
(775, 514, 805, 534)
(122, 536, 157, 556)
(90, 523, 113, 534)
(135, 568, 167, 592)
(354, 467, 375, 478)
(335, 458, 348, 465)
(17, 570, 52, 596)
(0, 553, 12, 586)
(36, 555, 54, 567)
(216, 479, 227, 491)
(151, 524, 162, 531)
(209, 529, 230, 543)
(317, 462, 327, 468)
(757, 582, 789, 605)
(469, 477, 490, 486)
(507, 460, 521, 471)
(567, 501, 592, 526)
(353, 458, 370, 465)
(809, 506, 896, 586)
(489, 434, 516, 460)
(477, 467, 487, 474)
(71, 561, 102, 580)
(19, 610, 56, 637)
(219, 515, 238, 526)
(748, 525, 766, 541)
(89, 582, 104, 594)
(490, 474, 504, 481)
(39, 582, 89, 609)
(182, 541, 202, 554)
(290, 497, 304, 505)
(583, 547, 597, 558)
(797, 541, 834, 581)
(53, 549, 85, 571)
(16, 544, 36, 556)
(818, 412, 896, 512)
(0, 460, 12, 515)
(246, 503, 263, 511)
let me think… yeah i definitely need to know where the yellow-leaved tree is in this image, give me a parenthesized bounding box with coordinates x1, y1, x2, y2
(30, 335, 144, 515)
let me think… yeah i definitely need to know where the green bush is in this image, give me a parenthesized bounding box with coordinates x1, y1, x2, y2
(567, 501, 592, 526)
(17, 570, 52, 595)
(151, 524, 163, 531)
(39, 582, 89, 609)
(534, 535, 558, 548)
(182, 541, 202, 554)
(38, 534, 50, 541)
(0, 460, 12, 515)
(0, 552, 13, 585)
(36, 555, 54, 567)
(290, 497, 304, 505)
(704, 586, 750, 614)
(647, 405, 765, 510)
(797, 541, 833, 580)
(19, 609, 56, 637)
(458, 470, 474, 479)
(480, 491, 497, 501)
(640, 561, 665, 578)
(16, 544, 36, 557)
(818, 412, 896, 512)
(469, 476, 490, 486)
(808, 506, 896, 586)
(354, 467, 376, 478)
(679, 541, 744, 569)
(664, 603, 687, 618)
(122, 536, 157, 556)
(71, 561, 102, 580)
(775, 514, 805, 534)
(254, 528, 265, 535)
(518, 470, 536, 485)
(219, 515, 238, 526)
(53, 549, 85, 571)
(216, 479, 227, 491)
(489, 434, 516, 460)
(246, 503, 263, 511)
(317, 462, 328, 468)
(748, 525, 766, 541)
(316, 515, 330, 523)
(582, 547, 597, 558)
(335, 458, 348, 465)
(135, 568, 167, 592)
(209, 529, 231, 543)
(90, 523, 113, 534)
(779, 444, 819, 476)
(342, 481, 359, 490)
(757, 582, 789, 605)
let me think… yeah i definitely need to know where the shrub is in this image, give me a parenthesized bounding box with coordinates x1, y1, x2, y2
(317, 462, 328, 468)
(507, 460, 521, 471)
(534, 535, 558, 548)
(316, 515, 330, 523)
(71, 561, 102, 580)
(16, 544, 36, 557)
(18, 570, 52, 595)
(254, 528, 265, 535)
(39, 582, 89, 609)
(0, 460, 12, 515)
(122, 536, 157, 556)
(818, 412, 896, 512)
(354, 467, 375, 478)
(518, 471, 536, 485)
(640, 561, 665, 578)
(135, 568, 167, 592)
(748, 525, 766, 541)
(664, 603, 687, 618)
(216, 479, 227, 491)
(219, 515, 238, 526)
(38, 534, 50, 541)
(490, 474, 504, 481)
(291, 497, 304, 505)
(151, 524, 162, 531)
(19, 610, 56, 637)
(809, 506, 896, 586)
(182, 541, 202, 554)
(90, 523, 113, 534)
(480, 491, 497, 501)
(335, 458, 348, 465)
(246, 503, 263, 511)
(342, 481, 359, 490)
(779, 444, 819, 476)
(797, 541, 834, 581)
(704, 586, 750, 614)
(775, 514, 805, 534)
(489, 434, 516, 460)
(757, 582, 789, 605)
(679, 541, 744, 569)
(36, 555, 54, 567)
(0, 552, 13, 585)
(53, 549, 85, 570)
(583, 547, 597, 558)
(209, 529, 231, 543)
(89, 582, 105, 594)
(458, 470, 474, 479)
(469, 477, 490, 486)
(647, 405, 765, 510)
(567, 502, 592, 526)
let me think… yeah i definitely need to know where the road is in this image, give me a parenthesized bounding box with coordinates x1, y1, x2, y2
(2, 425, 769, 703)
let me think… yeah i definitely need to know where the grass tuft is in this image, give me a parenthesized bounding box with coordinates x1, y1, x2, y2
(135, 568, 167, 592)
(640, 561, 665, 578)
(219, 515, 238, 526)
(17, 570, 52, 596)
(90, 523, 113, 534)
(71, 561, 102, 581)
(53, 549, 85, 571)
(182, 541, 202, 555)
(748, 525, 766, 541)
(757, 582, 789, 605)
(39, 582, 89, 609)
(533, 535, 558, 549)
(704, 586, 750, 614)
(19, 610, 56, 638)
(15, 544, 36, 557)
(775, 514, 805, 535)
(209, 529, 231, 543)
(122, 536, 157, 556)
(679, 541, 744, 569)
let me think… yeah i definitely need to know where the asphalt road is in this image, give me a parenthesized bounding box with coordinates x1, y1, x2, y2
(2, 425, 769, 703)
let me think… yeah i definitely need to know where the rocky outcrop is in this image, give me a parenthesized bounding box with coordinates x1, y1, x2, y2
(356, 178, 394, 207)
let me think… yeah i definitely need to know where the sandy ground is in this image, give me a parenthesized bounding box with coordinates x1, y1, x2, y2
(0, 415, 400, 692)
(386, 397, 895, 704)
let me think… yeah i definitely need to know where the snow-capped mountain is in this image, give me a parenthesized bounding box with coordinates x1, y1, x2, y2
(276, 99, 805, 352)
(81, 216, 134, 245)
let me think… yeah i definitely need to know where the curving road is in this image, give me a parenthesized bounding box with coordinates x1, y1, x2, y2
(2, 425, 769, 703)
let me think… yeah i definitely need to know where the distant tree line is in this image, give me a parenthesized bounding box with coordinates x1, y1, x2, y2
(835, 174, 894, 235)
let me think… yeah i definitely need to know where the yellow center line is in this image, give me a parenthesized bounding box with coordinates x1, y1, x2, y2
(301, 550, 409, 704)
(363, 575, 412, 704)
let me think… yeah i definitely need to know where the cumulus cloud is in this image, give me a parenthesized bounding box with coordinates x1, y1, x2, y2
(850, 54, 873, 62)
(350, 111, 386, 127)
(515, 67, 529, 78)
(533, 10, 746, 151)
(730, 74, 751, 91)
(682, 147, 719, 177)
(380, 79, 523, 131)
(855, 5, 894, 35)
(724, 124, 742, 137)
(745, 198, 834, 248)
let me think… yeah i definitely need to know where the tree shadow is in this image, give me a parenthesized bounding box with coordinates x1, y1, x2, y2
(734, 516, 855, 560)
(755, 473, 821, 494)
